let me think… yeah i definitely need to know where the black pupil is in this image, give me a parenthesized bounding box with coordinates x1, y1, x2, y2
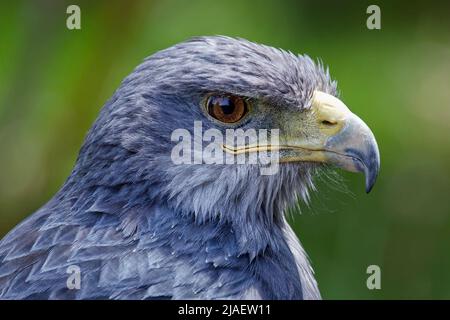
(215, 97, 234, 114)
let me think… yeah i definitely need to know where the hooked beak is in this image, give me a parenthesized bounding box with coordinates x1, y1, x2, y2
(221, 90, 380, 192)
(285, 90, 380, 193)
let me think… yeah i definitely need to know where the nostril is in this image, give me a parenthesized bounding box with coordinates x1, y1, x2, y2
(321, 120, 336, 126)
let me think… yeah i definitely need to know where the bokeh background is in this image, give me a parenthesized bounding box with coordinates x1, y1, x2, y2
(1, 0, 449, 299)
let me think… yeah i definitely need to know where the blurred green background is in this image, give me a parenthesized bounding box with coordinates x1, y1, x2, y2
(1, 0, 449, 299)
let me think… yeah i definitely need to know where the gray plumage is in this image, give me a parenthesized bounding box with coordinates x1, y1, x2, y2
(0, 36, 340, 299)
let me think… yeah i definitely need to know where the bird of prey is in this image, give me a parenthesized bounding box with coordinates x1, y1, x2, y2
(0, 36, 379, 300)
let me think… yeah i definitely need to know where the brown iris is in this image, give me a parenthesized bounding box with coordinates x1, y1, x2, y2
(206, 95, 248, 123)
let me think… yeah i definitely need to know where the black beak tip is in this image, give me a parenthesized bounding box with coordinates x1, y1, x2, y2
(364, 163, 380, 194)
(346, 147, 380, 194)
(365, 180, 375, 194)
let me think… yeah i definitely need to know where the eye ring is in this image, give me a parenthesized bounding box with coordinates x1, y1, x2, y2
(205, 95, 249, 124)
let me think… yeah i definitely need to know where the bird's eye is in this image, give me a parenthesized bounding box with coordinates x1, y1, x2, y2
(206, 95, 248, 123)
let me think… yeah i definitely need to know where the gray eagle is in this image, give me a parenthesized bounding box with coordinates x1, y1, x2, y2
(0, 36, 379, 299)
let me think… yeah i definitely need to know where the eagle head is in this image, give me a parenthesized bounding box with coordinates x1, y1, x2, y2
(72, 36, 379, 252)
